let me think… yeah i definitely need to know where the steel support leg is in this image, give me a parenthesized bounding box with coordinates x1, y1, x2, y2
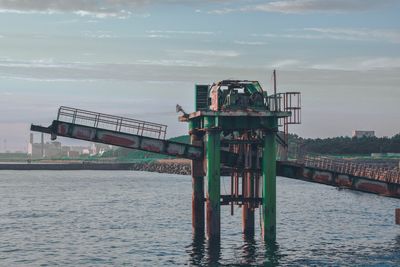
(242, 171, 255, 235)
(262, 119, 277, 241)
(192, 161, 204, 235)
(191, 133, 205, 236)
(205, 127, 221, 240)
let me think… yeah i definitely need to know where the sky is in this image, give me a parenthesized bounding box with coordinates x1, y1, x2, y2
(0, 0, 399, 152)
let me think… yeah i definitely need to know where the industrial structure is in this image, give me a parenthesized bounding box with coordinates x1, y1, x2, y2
(178, 78, 300, 240)
(30, 73, 400, 240)
(31, 73, 301, 241)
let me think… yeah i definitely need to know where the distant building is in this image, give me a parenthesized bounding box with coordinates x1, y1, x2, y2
(28, 133, 112, 159)
(28, 140, 62, 158)
(352, 130, 375, 138)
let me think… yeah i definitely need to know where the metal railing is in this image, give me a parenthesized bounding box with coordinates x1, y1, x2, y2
(267, 93, 284, 112)
(299, 155, 400, 184)
(57, 106, 167, 139)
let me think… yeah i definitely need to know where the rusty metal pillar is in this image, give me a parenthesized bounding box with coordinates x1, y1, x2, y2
(396, 209, 400, 225)
(242, 171, 255, 235)
(191, 132, 205, 236)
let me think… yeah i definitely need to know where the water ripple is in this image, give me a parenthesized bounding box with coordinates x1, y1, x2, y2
(0, 171, 399, 266)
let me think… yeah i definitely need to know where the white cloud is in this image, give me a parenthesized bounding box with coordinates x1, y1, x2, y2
(0, 0, 397, 18)
(0, 8, 58, 15)
(269, 59, 303, 68)
(1, 76, 96, 83)
(311, 57, 400, 71)
(304, 28, 400, 43)
(264, 57, 400, 71)
(147, 30, 215, 35)
(0, 58, 92, 69)
(83, 31, 117, 39)
(0, 0, 152, 18)
(135, 59, 211, 67)
(146, 34, 171, 39)
(145, 30, 215, 39)
(183, 49, 240, 57)
(210, 0, 397, 14)
(252, 0, 395, 13)
(252, 28, 400, 43)
(252, 32, 344, 40)
(234, 40, 267, 46)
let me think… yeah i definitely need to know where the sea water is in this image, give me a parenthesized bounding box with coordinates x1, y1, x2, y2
(0, 171, 399, 266)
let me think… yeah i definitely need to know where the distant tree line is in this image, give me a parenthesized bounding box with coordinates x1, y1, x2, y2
(290, 134, 400, 155)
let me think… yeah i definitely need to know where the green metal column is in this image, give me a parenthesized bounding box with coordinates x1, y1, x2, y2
(205, 116, 221, 239)
(262, 118, 277, 241)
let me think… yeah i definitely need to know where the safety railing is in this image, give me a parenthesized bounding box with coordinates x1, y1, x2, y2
(267, 93, 284, 112)
(300, 155, 400, 184)
(57, 106, 167, 139)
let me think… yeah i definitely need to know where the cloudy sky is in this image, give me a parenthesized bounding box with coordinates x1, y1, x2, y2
(0, 0, 399, 151)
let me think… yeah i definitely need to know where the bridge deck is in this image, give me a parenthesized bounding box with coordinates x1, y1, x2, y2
(277, 161, 400, 199)
(30, 106, 400, 198)
(32, 120, 204, 161)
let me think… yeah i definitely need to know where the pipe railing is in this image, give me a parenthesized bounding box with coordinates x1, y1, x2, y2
(300, 155, 400, 184)
(57, 106, 167, 139)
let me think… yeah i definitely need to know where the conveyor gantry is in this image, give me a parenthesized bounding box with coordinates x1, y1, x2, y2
(30, 106, 237, 166)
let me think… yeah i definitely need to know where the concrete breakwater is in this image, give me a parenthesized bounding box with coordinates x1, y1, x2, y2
(0, 160, 191, 175)
(131, 160, 191, 175)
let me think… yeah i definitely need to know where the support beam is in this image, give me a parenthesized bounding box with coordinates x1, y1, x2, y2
(191, 133, 205, 236)
(205, 117, 221, 239)
(262, 118, 278, 241)
(242, 171, 255, 235)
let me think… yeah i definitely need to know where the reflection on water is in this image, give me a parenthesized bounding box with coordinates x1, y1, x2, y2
(242, 234, 257, 265)
(262, 240, 281, 267)
(206, 237, 221, 266)
(188, 234, 223, 266)
(189, 232, 283, 266)
(189, 233, 206, 266)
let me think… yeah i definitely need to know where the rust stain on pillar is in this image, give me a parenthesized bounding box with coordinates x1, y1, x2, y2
(191, 158, 205, 234)
(242, 171, 255, 235)
(191, 132, 205, 235)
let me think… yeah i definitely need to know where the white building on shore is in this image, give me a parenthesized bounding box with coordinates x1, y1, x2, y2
(352, 130, 375, 138)
(28, 133, 112, 159)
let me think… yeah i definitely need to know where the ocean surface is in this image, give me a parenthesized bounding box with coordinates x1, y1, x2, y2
(0, 171, 399, 266)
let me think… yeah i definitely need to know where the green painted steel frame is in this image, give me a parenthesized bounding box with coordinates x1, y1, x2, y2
(263, 117, 278, 241)
(188, 113, 287, 132)
(204, 116, 221, 239)
(188, 112, 281, 242)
